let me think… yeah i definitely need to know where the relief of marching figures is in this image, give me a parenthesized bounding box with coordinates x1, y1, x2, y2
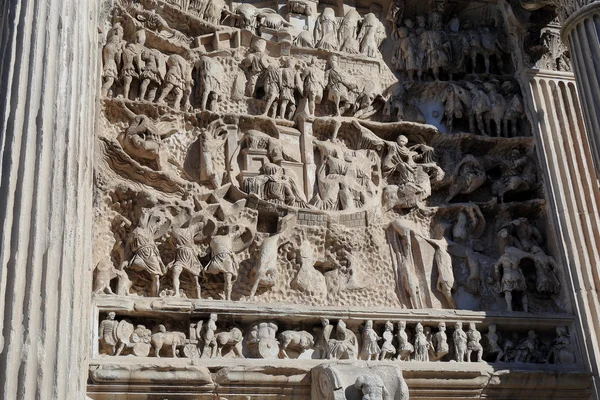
(101, 0, 528, 136)
(94, 203, 563, 312)
(94, 0, 566, 314)
(98, 312, 575, 365)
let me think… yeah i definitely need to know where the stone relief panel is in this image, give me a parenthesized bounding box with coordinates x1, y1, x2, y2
(93, 1, 576, 383)
(96, 311, 576, 366)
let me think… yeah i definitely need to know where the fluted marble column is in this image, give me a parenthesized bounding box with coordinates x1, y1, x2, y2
(0, 0, 99, 398)
(561, 2, 600, 174)
(523, 70, 600, 398)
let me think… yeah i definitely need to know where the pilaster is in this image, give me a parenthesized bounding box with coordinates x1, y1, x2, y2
(560, 2, 600, 175)
(0, 0, 100, 398)
(522, 68, 600, 398)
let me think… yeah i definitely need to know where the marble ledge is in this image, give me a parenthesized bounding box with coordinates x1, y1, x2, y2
(93, 296, 576, 327)
(88, 358, 590, 390)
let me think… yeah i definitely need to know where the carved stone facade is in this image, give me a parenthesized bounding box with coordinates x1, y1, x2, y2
(1, 0, 600, 399)
(85, 1, 595, 398)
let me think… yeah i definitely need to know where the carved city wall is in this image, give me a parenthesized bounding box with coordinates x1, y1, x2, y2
(89, 0, 592, 398)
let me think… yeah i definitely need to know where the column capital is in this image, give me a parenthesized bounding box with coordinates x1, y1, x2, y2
(519, 0, 600, 27)
(561, 1, 600, 39)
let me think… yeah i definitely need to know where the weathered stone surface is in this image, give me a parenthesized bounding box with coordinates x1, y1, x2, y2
(1, 0, 599, 398)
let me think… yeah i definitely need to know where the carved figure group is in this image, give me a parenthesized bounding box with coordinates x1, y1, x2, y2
(313, 8, 385, 58)
(95, 1, 562, 370)
(99, 313, 574, 366)
(489, 218, 561, 312)
(392, 15, 508, 80)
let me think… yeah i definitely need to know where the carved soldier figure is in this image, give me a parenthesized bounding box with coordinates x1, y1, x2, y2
(453, 322, 467, 362)
(515, 330, 542, 363)
(478, 18, 506, 74)
(379, 321, 396, 360)
(413, 323, 430, 361)
(396, 321, 414, 361)
(466, 322, 483, 362)
(484, 324, 504, 362)
(196, 56, 224, 111)
(327, 320, 358, 360)
(424, 326, 434, 359)
(139, 48, 163, 102)
(204, 226, 245, 301)
(491, 250, 528, 312)
(262, 61, 281, 118)
(202, 0, 227, 25)
(168, 228, 202, 298)
(483, 80, 507, 137)
(325, 55, 358, 116)
(447, 18, 470, 79)
(361, 320, 381, 361)
(314, 7, 339, 51)
(432, 322, 449, 360)
(393, 26, 420, 81)
(358, 13, 386, 58)
(442, 84, 465, 133)
(302, 57, 324, 116)
(420, 12, 451, 80)
(126, 224, 166, 297)
(201, 313, 218, 358)
(314, 318, 334, 359)
(387, 0, 405, 28)
(531, 247, 561, 295)
(462, 19, 481, 73)
(121, 29, 146, 100)
(260, 163, 308, 207)
(501, 333, 519, 362)
(101, 24, 124, 97)
(502, 81, 525, 137)
(99, 312, 125, 356)
(547, 326, 575, 364)
(241, 39, 270, 98)
(157, 54, 190, 110)
(465, 81, 491, 135)
(426, 238, 457, 309)
(279, 58, 301, 119)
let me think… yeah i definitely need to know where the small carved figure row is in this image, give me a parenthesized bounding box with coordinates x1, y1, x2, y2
(98, 313, 575, 365)
(127, 0, 387, 59)
(101, 25, 219, 111)
(386, 79, 525, 137)
(390, 13, 510, 81)
(102, 24, 382, 120)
